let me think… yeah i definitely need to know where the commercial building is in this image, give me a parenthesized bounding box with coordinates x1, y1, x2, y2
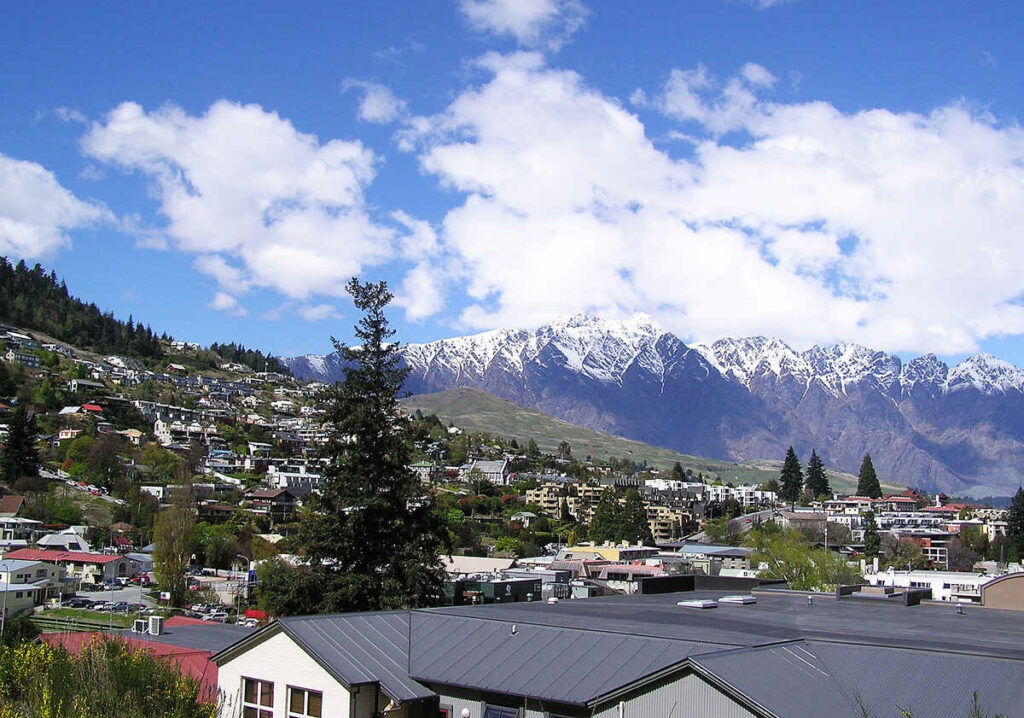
(213, 587, 1024, 717)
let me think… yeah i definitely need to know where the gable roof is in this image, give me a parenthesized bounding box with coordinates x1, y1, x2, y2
(4, 548, 123, 564)
(0, 495, 25, 516)
(407, 611, 718, 707)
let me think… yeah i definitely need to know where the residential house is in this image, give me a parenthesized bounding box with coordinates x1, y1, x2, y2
(0, 558, 73, 604)
(468, 459, 509, 486)
(3, 349, 40, 369)
(244, 489, 296, 523)
(3, 548, 140, 584)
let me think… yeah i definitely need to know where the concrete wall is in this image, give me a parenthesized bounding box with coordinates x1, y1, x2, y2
(218, 630, 352, 718)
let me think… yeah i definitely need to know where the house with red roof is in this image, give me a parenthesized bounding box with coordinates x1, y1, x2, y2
(4, 548, 140, 584)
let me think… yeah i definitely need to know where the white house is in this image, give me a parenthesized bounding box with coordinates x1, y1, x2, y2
(863, 568, 999, 603)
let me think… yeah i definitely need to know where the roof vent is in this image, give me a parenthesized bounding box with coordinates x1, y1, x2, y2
(719, 595, 757, 605)
(676, 599, 718, 610)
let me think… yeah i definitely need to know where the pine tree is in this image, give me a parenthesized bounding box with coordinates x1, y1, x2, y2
(778, 447, 803, 503)
(526, 438, 540, 458)
(622, 489, 654, 546)
(863, 510, 880, 557)
(588, 488, 621, 544)
(559, 498, 572, 523)
(856, 453, 882, 498)
(1007, 487, 1024, 559)
(805, 450, 830, 498)
(297, 278, 450, 613)
(671, 462, 686, 481)
(1, 405, 39, 483)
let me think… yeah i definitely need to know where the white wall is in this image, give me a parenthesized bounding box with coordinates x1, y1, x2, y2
(218, 630, 352, 718)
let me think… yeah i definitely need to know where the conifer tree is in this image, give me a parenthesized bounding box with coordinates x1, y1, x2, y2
(778, 447, 803, 503)
(297, 278, 450, 613)
(588, 488, 621, 544)
(671, 462, 686, 481)
(622, 489, 655, 545)
(856, 453, 882, 498)
(1, 405, 39, 483)
(805, 450, 830, 498)
(863, 510, 880, 557)
(1007, 487, 1024, 559)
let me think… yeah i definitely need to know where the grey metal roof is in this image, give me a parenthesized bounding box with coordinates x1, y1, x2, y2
(115, 623, 251, 653)
(407, 611, 721, 706)
(692, 642, 856, 717)
(810, 641, 1024, 718)
(279, 612, 434, 702)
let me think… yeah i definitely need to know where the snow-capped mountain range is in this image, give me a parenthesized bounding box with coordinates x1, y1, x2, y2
(283, 315, 1024, 496)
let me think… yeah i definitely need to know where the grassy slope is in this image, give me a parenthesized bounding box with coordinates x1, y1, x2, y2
(401, 388, 901, 493)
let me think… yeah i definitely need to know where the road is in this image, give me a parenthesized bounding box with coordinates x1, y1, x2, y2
(40, 468, 125, 505)
(684, 507, 780, 543)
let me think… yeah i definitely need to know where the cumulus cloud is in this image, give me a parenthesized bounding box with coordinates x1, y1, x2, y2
(342, 80, 408, 124)
(209, 291, 247, 316)
(0, 153, 111, 258)
(81, 100, 395, 301)
(459, 0, 587, 50)
(402, 53, 1024, 354)
(297, 303, 339, 321)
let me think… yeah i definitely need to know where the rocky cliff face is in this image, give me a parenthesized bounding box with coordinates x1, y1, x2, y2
(283, 316, 1024, 496)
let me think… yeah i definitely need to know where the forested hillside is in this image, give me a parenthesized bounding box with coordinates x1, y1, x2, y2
(0, 258, 287, 374)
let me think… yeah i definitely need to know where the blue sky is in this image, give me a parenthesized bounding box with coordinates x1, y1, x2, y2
(2, 1, 1024, 364)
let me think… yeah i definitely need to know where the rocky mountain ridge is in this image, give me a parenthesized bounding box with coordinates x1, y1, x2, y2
(283, 315, 1024, 496)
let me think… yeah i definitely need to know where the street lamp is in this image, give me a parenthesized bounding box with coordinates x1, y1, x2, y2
(1, 559, 13, 638)
(233, 554, 251, 619)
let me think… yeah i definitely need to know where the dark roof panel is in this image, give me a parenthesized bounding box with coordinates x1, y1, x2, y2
(408, 612, 720, 706)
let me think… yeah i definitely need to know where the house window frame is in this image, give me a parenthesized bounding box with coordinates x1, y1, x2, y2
(241, 676, 274, 718)
(481, 703, 522, 718)
(287, 685, 323, 717)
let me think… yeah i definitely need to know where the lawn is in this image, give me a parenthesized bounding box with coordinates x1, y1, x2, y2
(43, 607, 138, 628)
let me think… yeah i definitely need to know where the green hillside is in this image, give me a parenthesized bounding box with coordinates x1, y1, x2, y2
(400, 388, 900, 493)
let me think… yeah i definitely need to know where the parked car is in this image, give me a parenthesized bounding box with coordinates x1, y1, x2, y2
(202, 612, 229, 622)
(91, 601, 111, 611)
(109, 601, 130, 612)
(64, 598, 93, 608)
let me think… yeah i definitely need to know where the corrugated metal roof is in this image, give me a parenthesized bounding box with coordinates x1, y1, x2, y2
(279, 612, 434, 702)
(810, 641, 1024, 718)
(407, 611, 720, 706)
(693, 642, 856, 717)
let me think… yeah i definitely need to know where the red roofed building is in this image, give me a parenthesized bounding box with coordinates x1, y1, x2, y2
(4, 548, 140, 584)
(81, 404, 103, 413)
(39, 616, 244, 701)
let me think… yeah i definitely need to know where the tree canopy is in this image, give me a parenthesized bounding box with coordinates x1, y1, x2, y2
(293, 278, 450, 613)
(856, 453, 882, 498)
(804, 450, 830, 498)
(778, 447, 803, 503)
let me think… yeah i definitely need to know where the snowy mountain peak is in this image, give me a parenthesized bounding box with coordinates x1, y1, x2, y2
(947, 353, 1024, 394)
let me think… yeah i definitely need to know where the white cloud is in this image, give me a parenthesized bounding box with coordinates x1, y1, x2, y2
(403, 54, 1024, 355)
(342, 80, 408, 124)
(82, 100, 395, 301)
(54, 107, 87, 123)
(0, 153, 111, 258)
(297, 303, 339, 321)
(209, 291, 247, 316)
(459, 0, 587, 50)
(737, 0, 797, 8)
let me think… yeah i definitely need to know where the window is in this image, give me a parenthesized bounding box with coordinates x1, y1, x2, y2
(242, 677, 274, 718)
(438, 706, 454, 718)
(288, 686, 322, 717)
(483, 706, 520, 718)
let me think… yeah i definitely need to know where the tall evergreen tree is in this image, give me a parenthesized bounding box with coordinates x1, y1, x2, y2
(778, 447, 803, 503)
(856, 453, 882, 498)
(297, 279, 450, 613)
(805, 450, 830, 498)
(621, 489, 655, 545)
(863, 510, 880, 557)
(1007, 487, 1024, 560)
(588, 488, 621, 544)
(671, 462, 686, 481)
(1, 406, 39, 483)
